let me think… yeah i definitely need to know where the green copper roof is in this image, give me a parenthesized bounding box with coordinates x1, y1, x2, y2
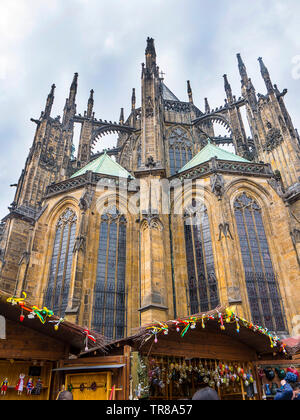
(179, 141, 250, 173)
(71, 152, 134, 179)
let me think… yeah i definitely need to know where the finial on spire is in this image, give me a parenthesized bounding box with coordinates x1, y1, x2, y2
(131, 88, 136, 111)
(187, 80, 193, 103)
(119, 108, 124, 125)
(258, 57, 274, 94)
(204, 98, 210, 113)
(68, 72, 78, 105)
(87, 89, 94, 118)
(223, 74, 233, 103)
(237, 53, 248, 86)
(145, 37, 157, 72)
(44, 84, 56, 118)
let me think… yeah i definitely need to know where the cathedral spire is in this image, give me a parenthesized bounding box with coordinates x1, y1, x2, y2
(187, 80, 193, 103)
(223, 74, 233, 103)
(44, 84, 56, 118)
(237, 53, 248, 87)
(63, 73, 78, 128)
(87, 89, 94, 118)
(258, 57, 274, 94)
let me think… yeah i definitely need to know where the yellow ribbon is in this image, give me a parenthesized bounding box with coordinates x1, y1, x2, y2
(7, 292, 27, 306)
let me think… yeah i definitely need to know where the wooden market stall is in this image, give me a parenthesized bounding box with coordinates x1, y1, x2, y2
(98, 307, 288, 401)
(252, 336, 300, 400)
(0, 290, 106, 400)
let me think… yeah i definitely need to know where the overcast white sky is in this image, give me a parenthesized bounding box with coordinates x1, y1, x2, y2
(1, 0, 300, 219)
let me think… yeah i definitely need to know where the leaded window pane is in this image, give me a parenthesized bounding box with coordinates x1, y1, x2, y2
(44, 209, 77, 317)
(184, 203, 219, 314)
(234, 193, 286, 332)
(93, 212, 127, 340)
(168, 128, 193, 175)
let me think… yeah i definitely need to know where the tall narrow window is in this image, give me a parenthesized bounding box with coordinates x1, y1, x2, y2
(184, 201, 219, 314)
(168, 128, 193, 175)
(234, 193, 286, 332)
(137, 141, 142, 168)
(92, 207, 127, 340)
(44, 209, 77, 317)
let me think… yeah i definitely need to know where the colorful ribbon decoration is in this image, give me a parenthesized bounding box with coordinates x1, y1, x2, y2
(145, 307, 285, 352)
(32, 306, 54, 324)
(49, 318, 64, 331)
(84, 329, 96, 351)
(7, 292, 27, 306)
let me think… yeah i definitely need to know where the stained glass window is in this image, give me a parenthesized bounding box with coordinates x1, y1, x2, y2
(168, 128, 193, 175)
(92, 207, 127, 340)
(44, 209, 77, 317)
(184, 201, 219, 314)
(234, 193, 286, 332)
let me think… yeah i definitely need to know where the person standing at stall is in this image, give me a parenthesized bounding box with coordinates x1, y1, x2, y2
(274, 373, 298, 401)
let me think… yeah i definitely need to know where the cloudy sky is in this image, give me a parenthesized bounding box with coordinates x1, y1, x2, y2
(0, 0, 300, 219)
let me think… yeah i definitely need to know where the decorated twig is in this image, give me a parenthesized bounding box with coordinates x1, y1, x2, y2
(84, 329, 96, 351)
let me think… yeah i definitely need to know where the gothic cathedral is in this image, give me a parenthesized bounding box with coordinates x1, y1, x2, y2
(1, 38, 300, 340)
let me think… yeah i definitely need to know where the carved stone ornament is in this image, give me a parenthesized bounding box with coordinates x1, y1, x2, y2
(263, 122, 284, 153)
(40, 146, 55, 168)
(145, 96, 154, 118)
(79, 187, 95, 212)
(145, 156, 156, 169)
(268, 178, 284, 197)
(211, 173, 225, 200)
(73, 235, 86, 253)
(218, 223, 234, 241)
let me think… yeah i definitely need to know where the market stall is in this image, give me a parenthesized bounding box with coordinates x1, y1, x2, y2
(0, 290, 106, 400)
(252, 336, 300, 400)
(104, 307, 288, 400)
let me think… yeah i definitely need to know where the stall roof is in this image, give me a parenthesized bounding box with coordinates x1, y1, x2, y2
(88, 307, 288, 358)
(0, 290, 107, 355)
(282, 336, 300, 355)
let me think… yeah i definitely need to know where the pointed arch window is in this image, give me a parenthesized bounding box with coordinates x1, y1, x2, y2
(184, 201, 219, 314)
(92, 207, 127, 340)
(168, 128, 193, 175)
(234, 193, 286, 332)
(44, 209, 77, 317)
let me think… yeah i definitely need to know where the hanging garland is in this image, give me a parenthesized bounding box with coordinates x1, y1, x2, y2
(6, 292, 101, 352)
(6, 292, 62, 329)
(145, 307, 286, 354)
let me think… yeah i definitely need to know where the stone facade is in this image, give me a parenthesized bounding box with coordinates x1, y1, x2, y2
(1, 38, 300, 339)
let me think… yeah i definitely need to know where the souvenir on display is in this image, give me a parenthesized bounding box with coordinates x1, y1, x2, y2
(26, 378, 34, 395)
(16, 374, 26, 396)
(287, 366, 299, 379)
(1, 378, 9, 396)
(32, 378, 43, 396)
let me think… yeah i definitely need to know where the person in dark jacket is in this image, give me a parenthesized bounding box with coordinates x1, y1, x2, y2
(192, 387, 220, 400)
(291, 382, 300, 400)
(274, 372, 298, 400)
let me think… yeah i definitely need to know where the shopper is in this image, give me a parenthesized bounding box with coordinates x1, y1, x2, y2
(192, 387, 220, 400)
(274, 372, 298, 400)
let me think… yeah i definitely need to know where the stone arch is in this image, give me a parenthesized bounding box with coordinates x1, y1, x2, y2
(195, 113, 232, 134)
